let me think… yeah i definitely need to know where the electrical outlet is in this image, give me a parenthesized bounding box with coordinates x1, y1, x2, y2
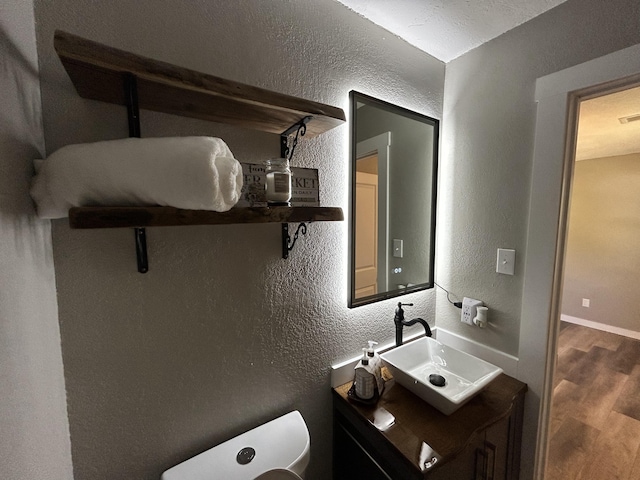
(461, 297, 484, 325)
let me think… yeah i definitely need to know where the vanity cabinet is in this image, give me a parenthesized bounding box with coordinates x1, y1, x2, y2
(333, 373, 526, 480)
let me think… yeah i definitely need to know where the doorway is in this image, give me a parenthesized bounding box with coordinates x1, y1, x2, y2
(518, 42, 640, 480)
(544, 85, 640, 479)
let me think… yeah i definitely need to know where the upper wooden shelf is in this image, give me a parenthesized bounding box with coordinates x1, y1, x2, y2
(69, 206, 344, 229)
(54, 30, 346, 137)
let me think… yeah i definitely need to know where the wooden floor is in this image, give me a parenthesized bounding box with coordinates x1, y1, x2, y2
(545, 322, 640, 480)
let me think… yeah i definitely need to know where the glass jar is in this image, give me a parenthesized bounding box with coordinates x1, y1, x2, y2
(264, 158, 292, 206)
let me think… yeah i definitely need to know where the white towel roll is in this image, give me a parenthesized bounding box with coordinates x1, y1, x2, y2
(30, 136, 243, 219)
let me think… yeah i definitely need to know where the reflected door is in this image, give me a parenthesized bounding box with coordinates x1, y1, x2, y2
(355, 167, 378, 297)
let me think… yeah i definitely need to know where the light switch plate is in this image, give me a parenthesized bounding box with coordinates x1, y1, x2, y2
(496, 248, 516, 275)
(393, 239, 403, 258)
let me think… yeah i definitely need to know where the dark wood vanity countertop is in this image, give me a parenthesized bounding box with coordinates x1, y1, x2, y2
(333, 370, 527, 476)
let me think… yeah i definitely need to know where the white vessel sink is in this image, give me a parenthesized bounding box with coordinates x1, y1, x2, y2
(380, 337, 503, 415)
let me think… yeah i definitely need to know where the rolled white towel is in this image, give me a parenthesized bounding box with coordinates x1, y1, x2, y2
(30, 136, 243, 219)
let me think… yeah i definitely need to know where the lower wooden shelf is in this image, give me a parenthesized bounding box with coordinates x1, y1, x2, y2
(68, 206, 344, 229)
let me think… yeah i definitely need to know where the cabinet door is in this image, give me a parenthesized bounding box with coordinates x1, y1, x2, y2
(486, 391, 525, 480)
(333, 421, 392, 480)
(426, 430, 486, 480)
(484, 416, 510, 480)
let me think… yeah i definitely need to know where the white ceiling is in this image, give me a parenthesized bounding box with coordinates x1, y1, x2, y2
(335, 0, 567, 62)
(336, 0, 640, 160)
(576, 86, 640, 161)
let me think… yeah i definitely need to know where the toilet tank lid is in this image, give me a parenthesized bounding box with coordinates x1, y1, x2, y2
(161, 411, 310, 480)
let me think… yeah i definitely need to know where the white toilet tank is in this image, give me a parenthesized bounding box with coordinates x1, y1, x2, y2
(161, 411, 310, 480)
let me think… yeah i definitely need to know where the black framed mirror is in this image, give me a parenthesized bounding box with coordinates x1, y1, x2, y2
(348, 91, 439, 308)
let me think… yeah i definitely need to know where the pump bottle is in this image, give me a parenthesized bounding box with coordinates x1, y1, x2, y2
(366, 340, 384, 396)
(354, 348, 375, 400)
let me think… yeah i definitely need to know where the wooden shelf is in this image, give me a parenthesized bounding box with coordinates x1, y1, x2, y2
(54, 31, 345, 269)
(54, 30, 346, 137)
(69, 206, 344, 229)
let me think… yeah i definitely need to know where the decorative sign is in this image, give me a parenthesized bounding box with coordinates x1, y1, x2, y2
(237, 163, 320, 207)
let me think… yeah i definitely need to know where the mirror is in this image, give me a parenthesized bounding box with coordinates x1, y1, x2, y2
(348, 91, 438, 308)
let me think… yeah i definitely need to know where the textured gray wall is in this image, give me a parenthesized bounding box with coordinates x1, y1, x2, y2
(33, 1, 444, 478)
(562, 153, 640, 333)
(27, 0, 640, 478)
(439, 0, 640, 478)
(438, 0, 640, 355)
(0, 1, 73, 479)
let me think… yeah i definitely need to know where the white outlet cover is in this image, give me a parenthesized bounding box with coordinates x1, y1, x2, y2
(461, 297, 484, 325)
(496, 248, 516, 275)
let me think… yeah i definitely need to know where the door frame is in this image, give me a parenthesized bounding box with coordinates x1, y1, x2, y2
(520, 43, 640, 479)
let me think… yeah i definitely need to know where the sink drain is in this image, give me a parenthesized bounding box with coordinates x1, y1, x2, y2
(236, 447, 255, 465)
(429, 374, 446, 387)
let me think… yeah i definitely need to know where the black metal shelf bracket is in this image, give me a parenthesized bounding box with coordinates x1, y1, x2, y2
(124, 73, 141, 138)
(124, 73, 148, 273)
(134, 227, 148, 273)
(279, 116, 312, 259)
(282, 222, 308, 259)
(280, 116, 312, 159)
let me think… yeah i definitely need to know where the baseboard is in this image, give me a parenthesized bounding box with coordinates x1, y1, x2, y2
(434, 328, 519, 378)
(560, 314, 640, 340)
(330, 327, 519, 387)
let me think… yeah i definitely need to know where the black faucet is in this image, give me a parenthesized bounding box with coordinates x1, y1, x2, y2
(394, 302, 432, 346)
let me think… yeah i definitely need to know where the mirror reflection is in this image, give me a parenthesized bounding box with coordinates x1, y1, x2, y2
(349, 91, 438, 308)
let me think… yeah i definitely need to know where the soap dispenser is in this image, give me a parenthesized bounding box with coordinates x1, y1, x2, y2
(366, 340, 384, 396)
(354, 348, 375, 401)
